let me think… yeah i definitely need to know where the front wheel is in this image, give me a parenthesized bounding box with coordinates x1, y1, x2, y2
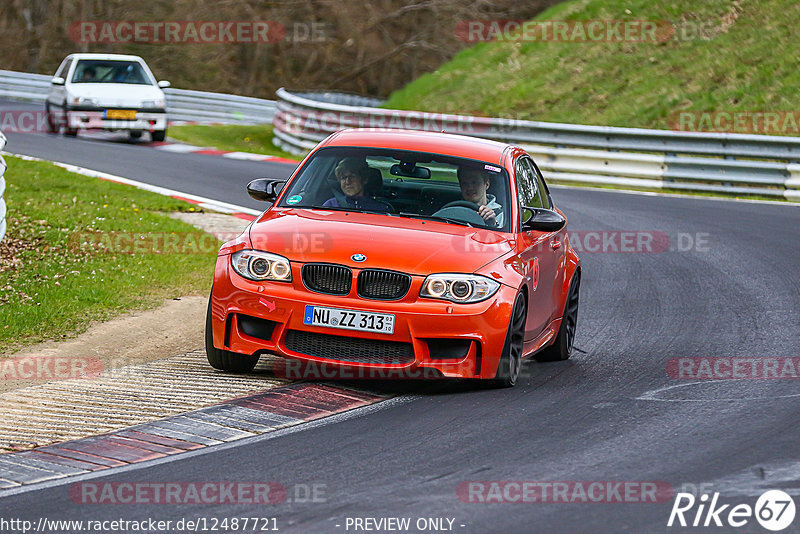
(205, 296, 260, 372)
(45, 103, 58, 133)
(490, 291, 527, 388)
(535, 271, 580, 362)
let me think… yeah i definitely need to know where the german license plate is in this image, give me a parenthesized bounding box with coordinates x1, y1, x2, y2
(303, 305, 394, 334)
(105, 109, 137, 120)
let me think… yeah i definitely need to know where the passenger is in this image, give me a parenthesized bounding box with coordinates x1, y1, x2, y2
(456, 166, 503, 226)
(81, 67, 97, 82)
(323, 158, 389, 211)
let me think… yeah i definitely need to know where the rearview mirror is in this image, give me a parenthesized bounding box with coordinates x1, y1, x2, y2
(247, 179, 285, 202)
(390, 163, 430, 179)
(51, 76, 65, 86)
(157, 80, 171, 88)
(521, 208, 566, 232)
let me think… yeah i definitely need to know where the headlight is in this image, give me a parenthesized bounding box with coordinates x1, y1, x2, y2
(141, 99, 165, 108)
(420, 273, 500, 303)
(231, 250, 292, 282)
(72, 96, 98, 106)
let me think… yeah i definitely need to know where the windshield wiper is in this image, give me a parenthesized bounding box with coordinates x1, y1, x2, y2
(399, 213, 472, 227)
(303, 206, 397, 216)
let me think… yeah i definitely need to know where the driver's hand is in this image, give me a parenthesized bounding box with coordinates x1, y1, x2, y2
(477, 205, 497, 224)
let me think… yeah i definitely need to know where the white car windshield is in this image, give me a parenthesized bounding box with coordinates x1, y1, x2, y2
(278, 147, 511, 231)
(71, 60, 151, 85)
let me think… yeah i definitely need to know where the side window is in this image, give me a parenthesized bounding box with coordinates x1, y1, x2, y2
(517, 158, 544, 209)
(529, 159, 551, 209)
(56, 59, 72, 79)
(515, 158, 537, 224)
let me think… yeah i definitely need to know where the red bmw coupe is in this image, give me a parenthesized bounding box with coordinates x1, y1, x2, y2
(206, 129, 580, 387)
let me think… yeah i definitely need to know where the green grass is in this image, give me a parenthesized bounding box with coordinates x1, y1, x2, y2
(168, 124, 299, 160)
(0, 156, 219, 353)
(385, 0, 800, 132)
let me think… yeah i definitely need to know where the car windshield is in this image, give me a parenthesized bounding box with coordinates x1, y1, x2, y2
(71, 60, 151, 85)
(278, 147, 511, 231)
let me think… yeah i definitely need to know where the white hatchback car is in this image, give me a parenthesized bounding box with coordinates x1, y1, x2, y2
(46, 53, 170, 141)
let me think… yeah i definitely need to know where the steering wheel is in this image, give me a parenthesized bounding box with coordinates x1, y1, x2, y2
(440, 200, 497, 225)
(432, 200, 490, 226)
(442, 200, 482, 211)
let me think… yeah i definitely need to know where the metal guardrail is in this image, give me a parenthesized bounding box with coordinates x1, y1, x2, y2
(0, 69, 275, 125)
(0, 130, 6, 243)
(274, 88, 800, 200)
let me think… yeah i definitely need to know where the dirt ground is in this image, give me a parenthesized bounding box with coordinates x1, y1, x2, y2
(0, 295, 208, 393)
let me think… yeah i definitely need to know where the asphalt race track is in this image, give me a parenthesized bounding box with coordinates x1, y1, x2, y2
(0, 99, 295, 210)
(2, 98, 800, 533)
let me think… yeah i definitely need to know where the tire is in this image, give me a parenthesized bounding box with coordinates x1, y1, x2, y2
(490, 291, 527, 388)
(128, 130, 143, 140)
(151, 129, 166, 142)
(205, 295, 260, 372)
(63, 103, 78, 136)
(45, 103, 58, 134)
(535, 271, 580, 362)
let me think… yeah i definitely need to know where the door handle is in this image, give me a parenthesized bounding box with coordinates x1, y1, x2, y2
(551, 240, 562, 250)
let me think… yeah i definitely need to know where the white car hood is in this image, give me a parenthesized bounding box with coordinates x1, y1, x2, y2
(67, 83, 164, 107)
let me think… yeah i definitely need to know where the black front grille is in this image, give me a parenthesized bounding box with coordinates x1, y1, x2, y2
(285, 330, 414, 364)
(357, 269, 411, 300)
(302, 263, 352, 295)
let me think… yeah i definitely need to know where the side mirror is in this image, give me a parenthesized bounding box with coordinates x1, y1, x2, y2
(521, 208, 566, 232)
(158, 80, 171, 88)
(51, 76, 65, 86)
(247, 179, 285, 202)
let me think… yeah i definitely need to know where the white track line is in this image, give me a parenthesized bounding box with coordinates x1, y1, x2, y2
(3, 151, 261, 216)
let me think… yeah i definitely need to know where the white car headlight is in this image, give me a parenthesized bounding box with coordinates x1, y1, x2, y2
(420, 273, 500, 303)
(231, 250, 292, 282)
(72, 96, 98, 106)
(141, 99, 165, 108)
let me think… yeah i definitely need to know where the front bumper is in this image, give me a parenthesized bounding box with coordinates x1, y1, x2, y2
(66, 109, 167, 131)
(210, 256, 517, 380)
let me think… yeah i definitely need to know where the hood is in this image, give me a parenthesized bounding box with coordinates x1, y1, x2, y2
(248, 209, 515, 275)
(67, 84, 164, 107)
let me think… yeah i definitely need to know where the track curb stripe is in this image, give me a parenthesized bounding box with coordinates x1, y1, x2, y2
(0, 383, 389, 489)
(150, 140, 301, 166)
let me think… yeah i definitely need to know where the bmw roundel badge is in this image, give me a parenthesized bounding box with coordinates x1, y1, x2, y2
(351, 253, 367, 262)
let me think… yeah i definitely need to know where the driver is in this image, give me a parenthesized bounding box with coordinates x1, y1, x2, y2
(322, 157, 390, 211)
(456, 166, 503, 227)
(81, 67, 97, 82)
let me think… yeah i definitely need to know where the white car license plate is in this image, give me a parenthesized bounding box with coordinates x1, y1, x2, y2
(303, 305, 394, 334)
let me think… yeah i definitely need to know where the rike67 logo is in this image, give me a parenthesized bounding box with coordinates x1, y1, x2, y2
(668, 490, 796, 531)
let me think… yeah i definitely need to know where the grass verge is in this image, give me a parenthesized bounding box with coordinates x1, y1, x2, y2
(0, 155, 218, 353)
(385, 0, 799, 133)
(168, 124, 299, 160)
